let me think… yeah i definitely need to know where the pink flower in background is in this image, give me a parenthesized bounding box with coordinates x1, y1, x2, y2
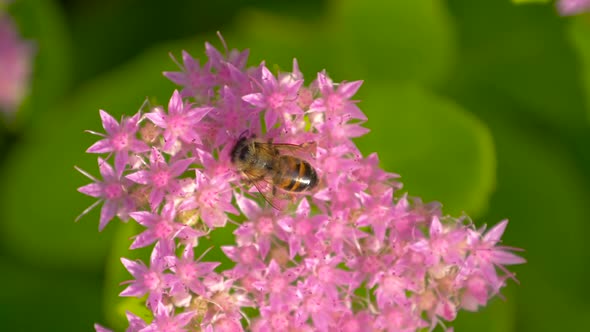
(558, 0, 590, 15)
(82, 36, 524, 331)
(0, 14, 34, 114)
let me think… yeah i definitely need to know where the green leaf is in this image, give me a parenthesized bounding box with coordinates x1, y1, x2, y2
(452, 288, 516, 332)
(480, 113, 590, 331)
(0, 258, 102, 331)
(232, 10, 362, 82)
(355, 83, 496, 217)
(103, 221, 152, 330)
(0, 37, 204, 272)
(445, 0, 588, 137)
(330, 0, 456, 86)
(446, 90, 590, 330)
(568, 17, 590, 124)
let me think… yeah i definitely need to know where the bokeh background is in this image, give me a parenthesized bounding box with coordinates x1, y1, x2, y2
(1, 0, 589, 331)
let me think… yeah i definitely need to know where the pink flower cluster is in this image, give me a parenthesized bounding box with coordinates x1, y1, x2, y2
(80, 35, 525, 331)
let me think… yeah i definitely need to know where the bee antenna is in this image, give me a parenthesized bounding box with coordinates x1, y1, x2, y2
(238, 129, 250, 139)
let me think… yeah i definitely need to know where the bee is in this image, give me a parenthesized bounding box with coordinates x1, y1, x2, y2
(230, 133, 319, 208)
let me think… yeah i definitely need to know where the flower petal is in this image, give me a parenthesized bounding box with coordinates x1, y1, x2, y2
(146, 110, 167, 128)
(130, 230, 157, 249)
(169, 158, 194, 177)
(126, 170, 151, 185)
(78, 183, 102, 198)
(129, 211, 157, 226)
(99, 200, 117, 231)
(168, 90, 183, 115)
(114, 152, 129, 177)
(86, 139, 113, 154)
(242, 93, 266, 108)
(484, 220, 508, 245)
(99, 110, 119, 135)
(98, 158, 115, 179)
(338, 80, 363, 99)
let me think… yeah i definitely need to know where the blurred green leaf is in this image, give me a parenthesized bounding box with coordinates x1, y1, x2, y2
(484, 116, 590, 331)
(232, 10, 363, 82)
(0, 258, 102, 331)
(568, 17, 590, 124)
(443, 87, 590, 331)
(229, 12, 369, 87)
(355, 83, 496, 217)
(453, 288, 516, 332)
(103, 221, 151, 330)
(65, 0, 324, 84)
(0, 37, 205, 272)
(329, 0, 456, 86)
(445, 0, 588, 137)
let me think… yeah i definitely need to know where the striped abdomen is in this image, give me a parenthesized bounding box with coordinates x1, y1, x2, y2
(274, 155, 319, 192)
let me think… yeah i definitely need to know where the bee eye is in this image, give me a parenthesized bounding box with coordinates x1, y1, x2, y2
(239, 147, 248, 161)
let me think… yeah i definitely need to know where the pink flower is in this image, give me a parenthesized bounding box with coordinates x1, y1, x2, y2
(0, 14, 35, 114)
(139, 302, 195, 332)
(179, 169, 238, 228)
(254, 304, 308, 332)
(464, 220, 526, 290)
(242, 64, 304, 128)
(251, 260, 299, 307)
(234, 194, 284, 258)
(120, 242, 174, 310)
(557, 0, 590, 15)
(275, 198, 323, 259)
(93, 324, 112, 332)
(294, 279, 345, 331)
(76, 158, 135, 231)
(166, 244, 219, 299)
(222, 244, 266, 279)
(128, 201, 201, 250)
(86, 110, 149, 176)
(126, 147, 193, 210)
(164, 51, 215, 101)
(308, 72, 366, 121)
(80, 35, 524, 332)
(205, 33, 250, 88)
(125, 312, 149, 332)
(145, 90, 212, 153)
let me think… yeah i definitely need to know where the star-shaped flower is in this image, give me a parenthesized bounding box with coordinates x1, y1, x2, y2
(76, 157, 135, 231)
(126, 147, 194, 210)
(120, 242, 175, 309)
(146, 90, 212, 153)
(242, 64, 304, 128)
(86, 110, 149, 176)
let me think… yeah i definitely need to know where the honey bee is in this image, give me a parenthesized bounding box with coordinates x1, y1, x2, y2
(230, 133, 319, 208)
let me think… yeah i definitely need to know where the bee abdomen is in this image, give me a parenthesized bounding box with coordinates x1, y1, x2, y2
(278, 157, 318, 192)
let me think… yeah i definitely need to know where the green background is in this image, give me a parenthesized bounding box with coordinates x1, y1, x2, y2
(1, 0, 589, 331)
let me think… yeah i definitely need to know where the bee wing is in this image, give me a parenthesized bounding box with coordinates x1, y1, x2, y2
(270, 141, 318, 159)
(241, 171, 288, 210)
